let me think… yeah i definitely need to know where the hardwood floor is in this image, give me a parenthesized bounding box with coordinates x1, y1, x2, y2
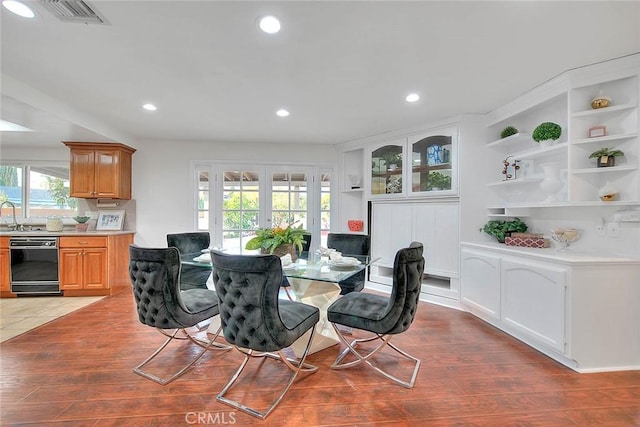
(1, 288, 638, 426)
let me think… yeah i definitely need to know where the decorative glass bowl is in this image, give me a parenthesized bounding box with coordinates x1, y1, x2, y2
(550, 228, 581, 250)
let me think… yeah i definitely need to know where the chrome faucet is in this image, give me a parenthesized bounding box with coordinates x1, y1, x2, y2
(0, 200, 18, 230)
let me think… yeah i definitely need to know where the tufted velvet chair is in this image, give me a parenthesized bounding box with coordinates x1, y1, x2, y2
(327, 241, 425, 388)
(326, 233, 370, 295)
(129, 245, 229, 385)
(210, 250, 320, 420)
(166, 232, 211, 290)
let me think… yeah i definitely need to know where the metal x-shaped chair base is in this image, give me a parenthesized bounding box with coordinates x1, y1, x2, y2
(133, 324, 230, 385)
(330, 324, 420, 388)
(216, 328, 319, 420)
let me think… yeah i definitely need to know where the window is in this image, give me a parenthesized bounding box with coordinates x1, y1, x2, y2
(0, 163, 77, 223)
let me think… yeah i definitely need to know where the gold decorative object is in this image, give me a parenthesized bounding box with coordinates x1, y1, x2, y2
(591, 97, 611, 109)
(600, 193, 617, 202)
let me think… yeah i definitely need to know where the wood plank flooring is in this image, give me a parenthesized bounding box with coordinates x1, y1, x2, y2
(1, 288, 638, 426)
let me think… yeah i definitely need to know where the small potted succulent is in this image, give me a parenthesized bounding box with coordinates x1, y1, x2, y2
(589, 147, 624, 167)
(500, 126, 519, 139)
(532, 122, 562, 146)
(73, 215, 91, 232)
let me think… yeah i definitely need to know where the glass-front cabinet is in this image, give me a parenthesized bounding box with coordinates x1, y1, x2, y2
(369, 139, 405, 196)
(367, 127, 458, 198)
(408, 126, 458, 196)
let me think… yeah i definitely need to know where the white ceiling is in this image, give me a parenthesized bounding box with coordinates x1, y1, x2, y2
(1, 1, 639, 149)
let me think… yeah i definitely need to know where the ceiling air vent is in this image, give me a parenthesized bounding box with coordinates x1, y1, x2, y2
(39, 0, 108, 25)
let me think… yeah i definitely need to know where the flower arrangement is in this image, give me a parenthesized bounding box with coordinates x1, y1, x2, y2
(73, 216, 90, 224)
(245, 222, 307, 256)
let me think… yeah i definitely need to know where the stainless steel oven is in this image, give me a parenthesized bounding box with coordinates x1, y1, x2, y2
(9, 237, 61, 295)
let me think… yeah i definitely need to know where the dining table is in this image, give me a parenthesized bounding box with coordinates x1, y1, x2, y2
(180, 251, 379, 356)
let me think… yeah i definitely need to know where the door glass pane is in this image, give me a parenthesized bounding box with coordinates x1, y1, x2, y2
(320, 172, 331, 247)
(0, 166, 23, 223)
(197, 170, 209, 230)
(371, 145, 403, 195)
(271, 171, 308, 229)
(222, 170, 259, 253)
(411, 135, 453, 192)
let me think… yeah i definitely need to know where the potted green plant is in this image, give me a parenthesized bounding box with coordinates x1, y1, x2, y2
(73, 215, 91, 232)
(424, 171, 452, 191)
(500, 126, 519, 139)
(532, 122, 562, 145)
(480, 218, 528, 243)
(245, 222, 307, 261)
(588, 147, 624, 167)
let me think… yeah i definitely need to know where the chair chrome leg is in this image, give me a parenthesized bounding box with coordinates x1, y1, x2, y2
(330, 324, 421, 388)
(216, 328, 318, 419)
(133, 326, 227, 385)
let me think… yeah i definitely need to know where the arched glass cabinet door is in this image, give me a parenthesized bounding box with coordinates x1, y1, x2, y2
(409, 126, 457, 195)
(370, 141, 404, 196)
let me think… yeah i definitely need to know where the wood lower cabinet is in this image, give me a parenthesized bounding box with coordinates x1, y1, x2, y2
(59, 234, 133, 296)
(0, 236, 12, 297)
(63, 142, 136, 199)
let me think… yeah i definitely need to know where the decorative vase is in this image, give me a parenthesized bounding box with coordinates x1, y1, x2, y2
(262, 244, 297, 261)
(596, 156, 615, 167)
(539, 162, 563, 202)
(75, 223, 89, 232)
(347, 219, 364, 232)
(538, 139, 555, 148)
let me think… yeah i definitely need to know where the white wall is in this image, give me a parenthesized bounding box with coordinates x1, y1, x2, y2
(131, 139, 337, 247)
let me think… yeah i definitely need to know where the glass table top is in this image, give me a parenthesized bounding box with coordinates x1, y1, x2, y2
(180, 252, 379, 283)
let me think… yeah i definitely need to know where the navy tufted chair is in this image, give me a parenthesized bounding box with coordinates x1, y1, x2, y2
(327, 233, 370, 295)
(210, 250, 320, 420)
(129, 245, 228, 385)
(327, 242, 425, 388)
(166, 232, 211, 290)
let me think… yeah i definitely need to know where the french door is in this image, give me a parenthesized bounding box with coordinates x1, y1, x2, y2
(195, 164, 330, 253)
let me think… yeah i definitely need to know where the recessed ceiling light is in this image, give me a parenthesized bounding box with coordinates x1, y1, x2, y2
(259, 15, 281, 34)
(2, 0, 34, 18)
(142, 103, 157, 111)
(276, 109, 290, 117)
(405, 93, 420, 103)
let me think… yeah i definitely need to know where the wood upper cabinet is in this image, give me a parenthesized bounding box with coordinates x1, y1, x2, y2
(63, 142, 136, 199)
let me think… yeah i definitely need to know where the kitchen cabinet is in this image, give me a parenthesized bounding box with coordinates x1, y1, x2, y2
(0, 236, 11, 297)
(58, 233, 133, 296)
(460, 242, 640, 372)
(63, 142, 136, 199)
(60, 236, 108, 290)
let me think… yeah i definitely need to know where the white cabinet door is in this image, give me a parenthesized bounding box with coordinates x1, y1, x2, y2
(461, 249, 501, 320)
(501, 259, 567, 353)
(370, 203, 412, 267)
(413, 202, 459, 277)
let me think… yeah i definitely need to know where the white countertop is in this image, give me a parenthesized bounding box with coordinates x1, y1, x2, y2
(461, 241, 640, 265)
